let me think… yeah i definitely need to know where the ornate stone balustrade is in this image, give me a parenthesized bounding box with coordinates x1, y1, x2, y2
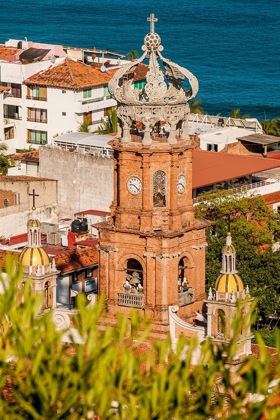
(118, 292, 144, 308)
(178, 288, 195, 306)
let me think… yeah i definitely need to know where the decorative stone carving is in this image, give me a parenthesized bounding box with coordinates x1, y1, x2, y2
(86, 293, 97, 308)
(52, 309, 70, 331)
(208, 287, 213, 300)
(108, 14, 199, 146)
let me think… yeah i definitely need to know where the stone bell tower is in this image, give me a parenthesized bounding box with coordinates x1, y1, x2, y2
(97, 15, 209, 336)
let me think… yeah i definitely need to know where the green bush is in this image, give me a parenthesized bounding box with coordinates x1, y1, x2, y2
(0, 256, 280, 419)
(252, 329, 277, 348)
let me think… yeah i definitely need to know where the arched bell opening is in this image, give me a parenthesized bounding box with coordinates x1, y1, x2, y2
(125, 259, 143, 292)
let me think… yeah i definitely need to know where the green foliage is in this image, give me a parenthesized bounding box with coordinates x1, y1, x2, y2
(126, 50, 138, 60)
(229, 108, 250, 119)
(195, 190, 280, 321)
(18, 146, 36, 153)
(96, 107, 118, 134)
(260, 118, 280, 137)
(0, 142, 14, 175)
(78, 121, 90, 133)
(252, 329, 277, 348)
(1, 257, 280, 419)
(189, 98, 204, 114)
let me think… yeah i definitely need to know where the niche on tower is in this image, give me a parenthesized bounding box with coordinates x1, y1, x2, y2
(118, 257, 145, 309)
(178, 256, 195, 307)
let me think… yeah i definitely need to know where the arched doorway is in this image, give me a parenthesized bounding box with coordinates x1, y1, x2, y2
(44, 281, 53, 309)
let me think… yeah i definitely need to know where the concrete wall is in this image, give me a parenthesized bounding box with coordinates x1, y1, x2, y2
(39, 146, 114, 218)
(0, 178, 59, 237)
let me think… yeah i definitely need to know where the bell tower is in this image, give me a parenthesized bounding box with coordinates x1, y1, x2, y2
(98, 15, 209, 336)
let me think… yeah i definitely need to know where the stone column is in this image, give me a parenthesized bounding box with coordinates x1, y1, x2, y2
(206, 302, 212, 337)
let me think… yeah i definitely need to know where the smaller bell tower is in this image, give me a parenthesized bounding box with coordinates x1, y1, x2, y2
(19, 191, 59, 312)
(205, 233, 253, 365)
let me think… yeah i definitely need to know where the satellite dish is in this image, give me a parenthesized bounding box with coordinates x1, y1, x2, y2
(100, 65, 106, 73)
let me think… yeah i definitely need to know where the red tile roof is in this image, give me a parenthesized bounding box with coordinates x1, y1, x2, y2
(0, 86, 11, 92)
(11, 151, 39, 162)
(192, 150, 280, 189)
(24, 58, 118, 90)
(133, 63, 149, 82)
(75, 210, 110, 217)
(262, 191, 280, 205)
(74, 239, 99, 247)
(0, 46, 21, 59)
(54, 247, 98, 274)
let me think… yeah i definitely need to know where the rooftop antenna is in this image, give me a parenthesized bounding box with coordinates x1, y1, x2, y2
(100, 51, 106, 72)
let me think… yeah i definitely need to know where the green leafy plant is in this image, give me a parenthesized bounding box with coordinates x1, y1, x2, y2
(78, 121, 90, 133)
(0, 256, 280, 419)
(96, 107, 118, 134)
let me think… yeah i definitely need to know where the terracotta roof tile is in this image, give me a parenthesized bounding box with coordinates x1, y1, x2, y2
(54, 247, 98, 274)
(75, 209, 110, 217)
(24, 58, 118, 90)
(11, 151, 39, 162)
(0, 86, 11, 92)
(263, 191, 280, 205)
(0, 46, 21, 59)
(133, 63, 149, 82)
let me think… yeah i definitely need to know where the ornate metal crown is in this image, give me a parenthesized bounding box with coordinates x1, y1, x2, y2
(108, 14, 199, 145)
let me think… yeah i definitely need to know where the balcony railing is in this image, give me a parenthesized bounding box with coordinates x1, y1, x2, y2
(27, 117, 47, 123)
(26, 95, 47, 101)
(81, 96, 105, 105)
(4, 114, 22, 120)
(178, 288, 195, 306)
(118, 292, 144, 308)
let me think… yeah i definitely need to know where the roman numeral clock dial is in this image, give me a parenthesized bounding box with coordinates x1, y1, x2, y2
(127, 176, 142, 195)
(177, 174, 186, 193)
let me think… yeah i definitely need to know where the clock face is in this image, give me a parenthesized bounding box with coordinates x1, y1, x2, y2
(127, 176, 142, 195)
(177, 174, 186, 193)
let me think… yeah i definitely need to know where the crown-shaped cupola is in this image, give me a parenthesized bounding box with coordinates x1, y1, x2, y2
(108, 13, 199, 146)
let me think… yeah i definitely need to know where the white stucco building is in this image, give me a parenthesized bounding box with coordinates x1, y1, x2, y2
(0, 40, 145, 154)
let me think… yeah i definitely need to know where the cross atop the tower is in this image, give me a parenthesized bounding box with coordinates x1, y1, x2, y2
(29, 189, 39, 210)
(147, 13, 158, 33)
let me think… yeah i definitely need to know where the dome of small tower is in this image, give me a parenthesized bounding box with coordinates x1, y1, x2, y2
(222, 232, 236, 254)
(215, 232, 244, 293)
(19, 247, 50, 267)
(27, 219, 41, 228)
(215, 273, 244, 293)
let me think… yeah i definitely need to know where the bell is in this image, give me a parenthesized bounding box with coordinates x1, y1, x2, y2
(130, 271, 140, 285)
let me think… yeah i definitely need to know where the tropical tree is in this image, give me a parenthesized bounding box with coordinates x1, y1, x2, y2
(189, 98, 204, 114)
(0, 142, 14, 175)
(126, 49, 138, 60)
(260, 119, 280, 137)
(230, 108, 250, 119)
(96, 107, 118, 134)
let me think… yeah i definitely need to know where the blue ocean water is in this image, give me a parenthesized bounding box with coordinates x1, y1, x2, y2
(1, 0, 279, 120)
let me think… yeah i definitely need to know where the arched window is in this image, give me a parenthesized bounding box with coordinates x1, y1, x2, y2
(153, 170, 166, 207)
(217, 309, 226, 336)
(178, 257, 189, 291)
(4, 199, 9, 207)
(44, 281, 52, 309)
(126, 259, 143, 285)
